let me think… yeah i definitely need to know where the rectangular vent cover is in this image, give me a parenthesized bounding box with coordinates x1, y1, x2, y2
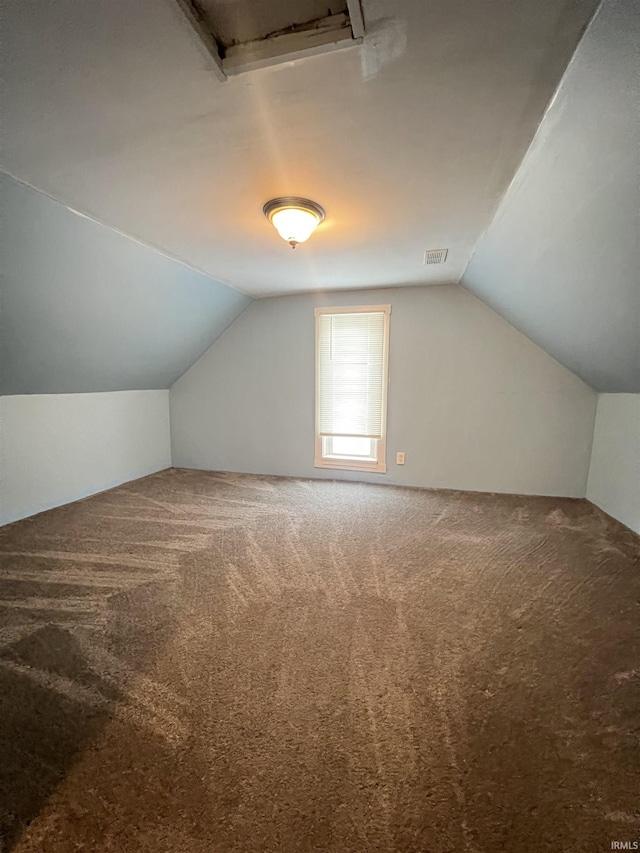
(424, 248, 448, 265)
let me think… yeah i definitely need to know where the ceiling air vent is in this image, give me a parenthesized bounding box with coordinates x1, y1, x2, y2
(424, 248, 448, 265)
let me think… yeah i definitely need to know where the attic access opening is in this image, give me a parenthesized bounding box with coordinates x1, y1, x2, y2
(174, 0, 365, 79)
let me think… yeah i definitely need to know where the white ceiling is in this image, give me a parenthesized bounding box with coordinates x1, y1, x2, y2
(2, 0, 597, 297)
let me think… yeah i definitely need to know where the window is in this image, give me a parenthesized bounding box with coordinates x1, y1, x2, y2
(315, 305, 391, 472)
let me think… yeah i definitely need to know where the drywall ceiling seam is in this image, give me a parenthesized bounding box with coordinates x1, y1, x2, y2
(0, 170, 253, 298)
(457, 0, 604, 289)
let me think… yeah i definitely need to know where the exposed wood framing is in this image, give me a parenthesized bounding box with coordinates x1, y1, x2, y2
(346, 0, 366, 40)
(172, 3, 365, 80)
(223, 13, 360, 77)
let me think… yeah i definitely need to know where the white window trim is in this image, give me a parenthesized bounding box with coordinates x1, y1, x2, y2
(314, 304, 391, 473)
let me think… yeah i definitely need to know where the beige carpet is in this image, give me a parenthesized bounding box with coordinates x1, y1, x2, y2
(1, 468, 639, 852)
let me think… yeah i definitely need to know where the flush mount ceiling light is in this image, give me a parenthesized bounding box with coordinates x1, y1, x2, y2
(263, 197, 325, 249)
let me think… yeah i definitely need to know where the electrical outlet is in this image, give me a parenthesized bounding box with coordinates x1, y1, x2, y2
(396, 451, 405, 465)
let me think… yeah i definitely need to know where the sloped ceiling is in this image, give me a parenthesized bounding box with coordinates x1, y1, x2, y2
(1, 0, 597, 296)
(0, 175, 250, 395)
(463, 0, 640, 393)
(3, 0, 635, 396)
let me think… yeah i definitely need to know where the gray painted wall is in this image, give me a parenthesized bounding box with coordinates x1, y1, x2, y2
(0, 174, 251, 395)
(171, 286, 597, 498)
(1, 391, 171, 525)
(462, 0, 640, 392)
(587, 394, 640, 534)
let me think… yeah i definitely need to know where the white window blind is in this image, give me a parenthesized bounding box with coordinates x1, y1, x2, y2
(316, 308, 389, 439)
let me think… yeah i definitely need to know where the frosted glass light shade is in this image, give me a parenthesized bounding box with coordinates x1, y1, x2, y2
(263, 197, 325, 248)
(271, 208, 319, 245)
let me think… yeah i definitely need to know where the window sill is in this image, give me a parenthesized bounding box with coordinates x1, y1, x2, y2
(314, 458, 387, 473)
